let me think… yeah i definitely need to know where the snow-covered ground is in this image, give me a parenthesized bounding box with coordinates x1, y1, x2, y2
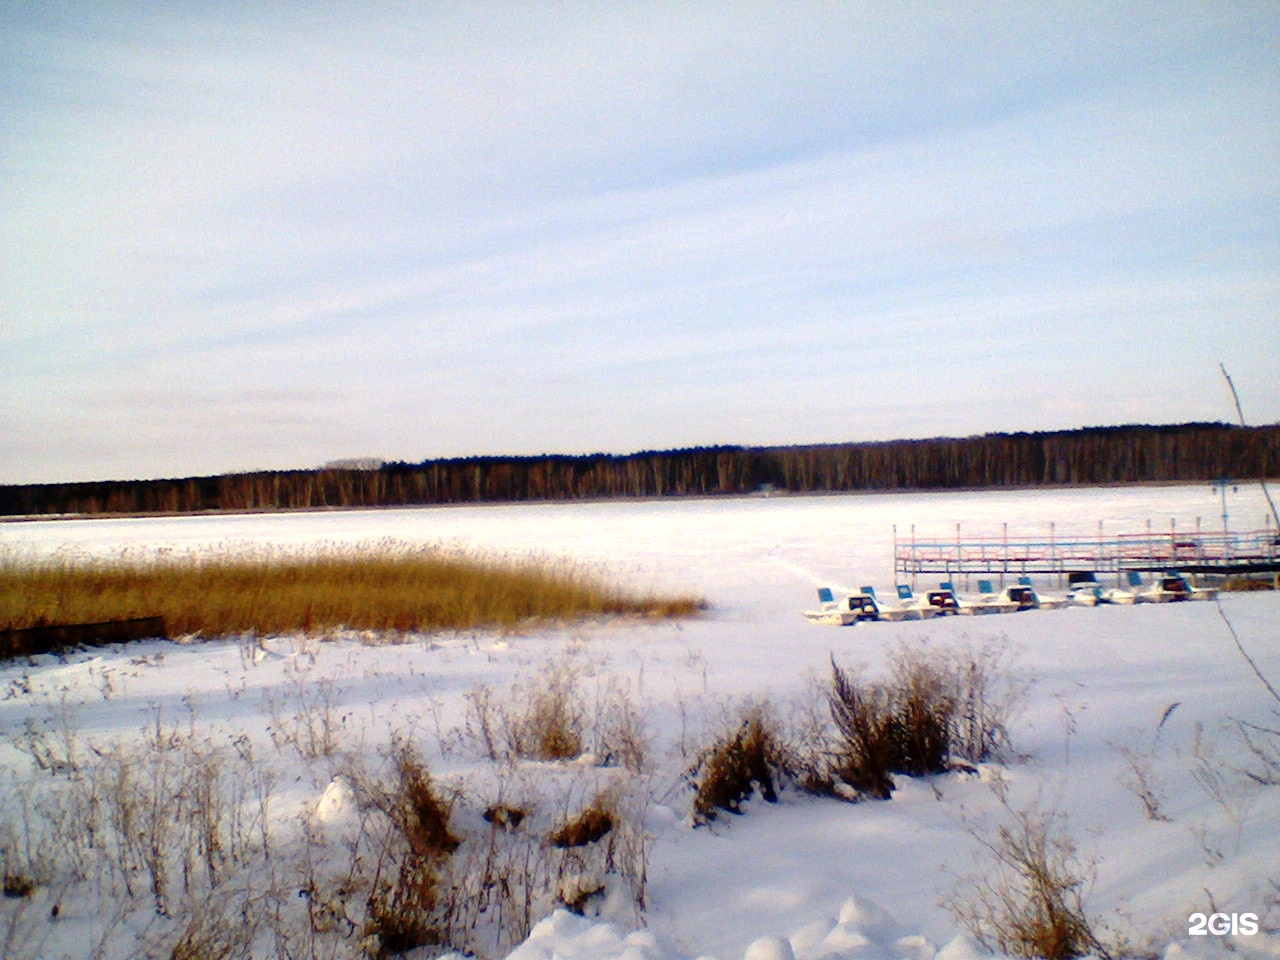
(2, 484, 1278, 959)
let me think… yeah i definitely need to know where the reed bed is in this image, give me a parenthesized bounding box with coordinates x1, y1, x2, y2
(1221, 574, 1278, 591)
(0, 542, 704, 638)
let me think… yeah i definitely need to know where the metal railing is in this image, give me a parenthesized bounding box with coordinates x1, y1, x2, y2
(894, 525, 1280, 583)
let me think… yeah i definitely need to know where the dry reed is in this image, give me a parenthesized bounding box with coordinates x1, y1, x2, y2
(0, 543, 704, 638)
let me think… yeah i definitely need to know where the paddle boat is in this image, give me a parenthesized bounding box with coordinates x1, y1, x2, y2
(804, 587, 874, 625)
(894, 583, 946, 619)
(862, 585, 934, 621)
(1128, 570, 1219, 603)
(936, 580, 1016, 615)
(923, 583, 964, 616)
(803, 585, 935, 624)
(1066, 571, 1135, 606)
(1002, 576, 1068, 611)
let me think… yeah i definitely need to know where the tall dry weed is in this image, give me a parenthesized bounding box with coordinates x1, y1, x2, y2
(0, 541, 703, 639)
(947, 799, 1110, 960)
(690, 703, 785, 823)
(504, 662, 586, 762)
(823, 640, 1023, 800)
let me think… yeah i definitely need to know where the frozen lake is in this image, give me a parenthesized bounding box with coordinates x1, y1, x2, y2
(5, 481, 1271, 603)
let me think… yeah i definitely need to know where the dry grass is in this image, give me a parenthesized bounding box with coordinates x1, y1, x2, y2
(825, 650, 959, 800)
(690, 703, 785, 823)
(505, 661, 587, 762)
(380, 742, 462, 860)
(1, 678, 652, 960)
(821, 641, 1023, 801)
(826, 662, 899, 800)
(2, 875, 35, 899)
(948, 800, 1111, 960)
(467, 665, 649, 770)
(548, 800, 617, 849)
(359, 746, 459, 957)
(0, 543, 704, 638)
(1221, 575, 1278, 592)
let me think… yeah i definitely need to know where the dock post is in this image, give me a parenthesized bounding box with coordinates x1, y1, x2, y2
(911, 524, 917, 589)
(1002, 522, 1008, 587)
(893, 523, 898, 586)
(1098, 520, 1105, 584)
(1050, 521, 1057, 586)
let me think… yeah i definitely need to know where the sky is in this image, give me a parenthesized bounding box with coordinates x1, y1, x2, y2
(2, 2, 1279, 485)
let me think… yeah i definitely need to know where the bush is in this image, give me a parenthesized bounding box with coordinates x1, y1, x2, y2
(393, 745, 462, 860)
(887, 650, 956, 775)
(549, 802, 617, 849)
(946, 638, 1023, 764)
(366, 858, 447, 958)
(826, 653, 956, 799)
(2, 874, 35, 899)
(591, 677, 649, 773)
(352, 744, 463, 956)
(947, 801, 1110, 960)
(468, 665, 648, 770)
(504, 662, 585, 762)
(826, 662, 899, 800)
(823, 641, 1021, 800)
(690, 704, 785, 823)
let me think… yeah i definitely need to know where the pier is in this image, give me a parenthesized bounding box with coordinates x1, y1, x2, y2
(894, 522, 1280, 586)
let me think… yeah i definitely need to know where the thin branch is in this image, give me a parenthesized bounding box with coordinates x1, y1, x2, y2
(1219, 363, 1248, 429)
(1215, 598, 1280, 707)
(1214, 363, 1280, 709)
(1220, 362, 1280, 528)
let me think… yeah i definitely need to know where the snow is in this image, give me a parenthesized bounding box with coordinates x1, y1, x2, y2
(1, 484, 1278, 959)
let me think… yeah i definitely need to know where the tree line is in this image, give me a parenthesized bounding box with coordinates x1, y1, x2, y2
(3, 422, 1278, 517)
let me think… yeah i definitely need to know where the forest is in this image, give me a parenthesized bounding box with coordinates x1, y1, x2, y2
(3, 422, 1278, 517)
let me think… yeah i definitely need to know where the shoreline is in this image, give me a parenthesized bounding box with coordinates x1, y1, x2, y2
(2, 478, 1274, 524)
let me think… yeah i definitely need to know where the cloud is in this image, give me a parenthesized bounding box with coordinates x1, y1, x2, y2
(1, 2, 1278, 482)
